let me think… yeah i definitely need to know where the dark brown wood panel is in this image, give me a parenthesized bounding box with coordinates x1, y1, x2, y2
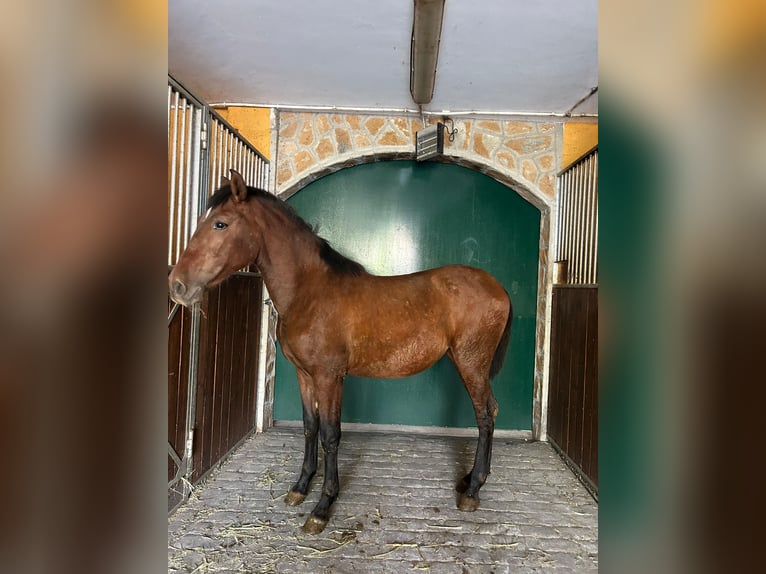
(168, 300, 192, 482)
(191, 275, 263, 482)
(548, 286, 598, 490)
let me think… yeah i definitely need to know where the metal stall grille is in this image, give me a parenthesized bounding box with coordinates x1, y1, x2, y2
(548, 145, 599, 495)
(167, 75, 270, 511)
(168, 82, 205, 267)
(209, 112, 269, 195)
(555, 147, 598, 285)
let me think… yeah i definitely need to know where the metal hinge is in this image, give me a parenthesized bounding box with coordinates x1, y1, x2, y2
(200, 120, 208, 150)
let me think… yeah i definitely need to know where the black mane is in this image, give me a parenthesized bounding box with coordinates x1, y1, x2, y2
(208, 184, 366, 277)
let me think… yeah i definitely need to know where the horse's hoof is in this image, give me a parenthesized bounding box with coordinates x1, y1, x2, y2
(458, 493, 480, 512)
(456, 475, 470, 494)
(302, 514, 328, 534)
(285, 490, 306, 506)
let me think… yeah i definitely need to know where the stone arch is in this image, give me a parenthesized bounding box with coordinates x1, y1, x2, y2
(278, 150, 550, 214)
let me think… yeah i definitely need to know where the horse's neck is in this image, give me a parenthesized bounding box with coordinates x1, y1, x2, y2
(253, 205, 322, 315)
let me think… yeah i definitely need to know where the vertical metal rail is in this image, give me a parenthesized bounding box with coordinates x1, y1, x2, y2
(167, 77, 207, 505)
(555, 147, 598, 285)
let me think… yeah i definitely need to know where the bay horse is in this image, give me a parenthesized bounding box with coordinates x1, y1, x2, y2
(169, 170, 512, 534)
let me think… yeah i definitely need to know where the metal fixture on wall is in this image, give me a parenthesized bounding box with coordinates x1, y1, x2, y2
(416, 123, 445, 161)
(410, 0, 446, 105)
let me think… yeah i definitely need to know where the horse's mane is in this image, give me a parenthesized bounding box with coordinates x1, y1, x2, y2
(207, 184, 366, 277)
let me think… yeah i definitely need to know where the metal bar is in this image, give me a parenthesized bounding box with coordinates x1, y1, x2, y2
(587, 153, 597, 283)
(230, 135, 237, 174)
(198, 109, 212, 215)
(557, 171, 566, 264)
(566, 169, 572, 266)
(222, 128, 230, 181)
(168, 441, 185, 489)
(591, 152, 599, 283)
(189, 107, 202, 237)
(585, 154, 596, 283)
(176, 98, 188, 262)
(576, 159, 587, 283)
(168, 302, 181, 326)
(228, 129, 235, 174)
(169, 90, 180, 265)
(557, 171, 565, 263)
(182, 101, 195, 249)
(574, 159, 585, 284)
(167, 441, 183, 475)
(215, 120, 224, 192)
(584, 155, 594, 283)
(563, 169, 572, 279)
(218, 122, 226, 188)
(208, 122, 217, 203)
(183, 305, 202, 485)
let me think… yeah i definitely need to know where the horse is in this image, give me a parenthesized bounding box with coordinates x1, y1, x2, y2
(169, 170, 513, 534)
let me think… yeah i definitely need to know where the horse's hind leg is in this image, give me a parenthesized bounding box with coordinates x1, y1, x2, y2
(302, 373, 344, 534)
(449, 352, 498, 512)
(286, 370, 319, 506)
(458, 388, 498, 511)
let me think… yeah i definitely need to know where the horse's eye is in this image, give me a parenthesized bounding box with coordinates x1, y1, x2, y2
(213, 221, 228, 230)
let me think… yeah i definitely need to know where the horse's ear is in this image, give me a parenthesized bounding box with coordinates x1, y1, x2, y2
(220, 175, 230, 188)
(229, 169, 248, 202)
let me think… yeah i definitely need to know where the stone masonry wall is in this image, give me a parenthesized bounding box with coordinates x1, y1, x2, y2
(275, 113, 561, 209)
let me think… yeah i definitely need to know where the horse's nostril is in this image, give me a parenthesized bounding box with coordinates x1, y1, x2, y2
(172, 279, 187, 297)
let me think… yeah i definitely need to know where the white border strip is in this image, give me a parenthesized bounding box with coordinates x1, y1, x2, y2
(209, 102, 597, 121)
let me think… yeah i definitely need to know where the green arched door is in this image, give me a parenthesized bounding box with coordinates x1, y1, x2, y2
(274, 161, 539, 430)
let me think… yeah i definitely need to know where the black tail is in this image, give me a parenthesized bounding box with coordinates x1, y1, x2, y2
(489, 292, 513, 380)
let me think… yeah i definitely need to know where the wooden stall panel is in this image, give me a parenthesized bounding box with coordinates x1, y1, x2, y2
(548, 286, 598, 489)
(168, 300, 192, 482)
(191, 275, 264, 482)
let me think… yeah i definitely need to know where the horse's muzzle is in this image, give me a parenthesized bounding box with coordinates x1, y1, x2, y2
(169, 277, 203, 307)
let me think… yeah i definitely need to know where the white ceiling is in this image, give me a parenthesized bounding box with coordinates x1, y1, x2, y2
(169, 0, 597, 116)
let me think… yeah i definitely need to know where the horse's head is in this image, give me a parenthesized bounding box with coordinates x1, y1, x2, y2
(169, 170, 259, 306)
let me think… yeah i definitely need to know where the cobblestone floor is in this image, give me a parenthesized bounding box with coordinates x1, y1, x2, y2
(168, 427, 598, 573)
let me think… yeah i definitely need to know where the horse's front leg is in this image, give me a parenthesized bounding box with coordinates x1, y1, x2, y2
(302, 374, 343, 534)
(286, 370, 319, 506)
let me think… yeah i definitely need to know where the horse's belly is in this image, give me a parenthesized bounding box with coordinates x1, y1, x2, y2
(347, 332, 448, 379)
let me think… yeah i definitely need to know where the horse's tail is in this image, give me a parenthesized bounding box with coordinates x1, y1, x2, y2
(489, 291, 513, 381)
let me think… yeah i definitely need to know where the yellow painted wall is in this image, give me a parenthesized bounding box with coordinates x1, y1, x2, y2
(562, 122, 598, 169)
(214, 106, 271, 160)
